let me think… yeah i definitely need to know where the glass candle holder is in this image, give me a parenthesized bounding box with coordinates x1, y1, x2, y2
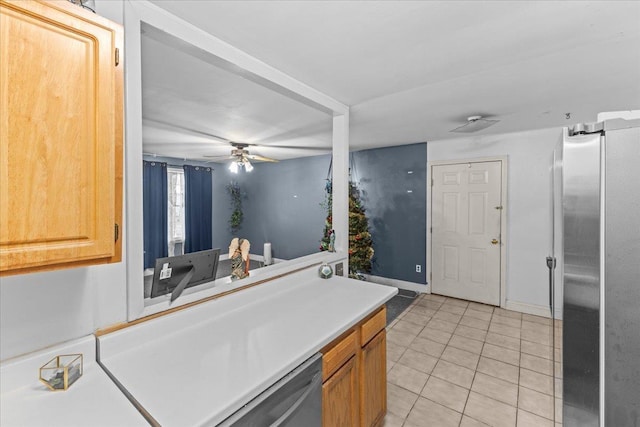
(39, 354, 83, 391)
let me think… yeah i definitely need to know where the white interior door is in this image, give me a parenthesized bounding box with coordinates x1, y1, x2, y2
(431, 161, 503, 305)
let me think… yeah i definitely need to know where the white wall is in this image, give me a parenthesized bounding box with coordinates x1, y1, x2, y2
(428, 127, 562, 314)
(0, 1, 127, 362)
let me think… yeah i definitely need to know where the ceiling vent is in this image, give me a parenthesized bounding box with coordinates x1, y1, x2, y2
(450, 115, 499, 133)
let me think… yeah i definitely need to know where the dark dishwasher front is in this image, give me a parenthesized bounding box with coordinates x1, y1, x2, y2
(218, 353, 322, 427)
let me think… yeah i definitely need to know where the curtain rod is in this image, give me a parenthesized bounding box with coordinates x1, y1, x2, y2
(144, 160, 214, 170)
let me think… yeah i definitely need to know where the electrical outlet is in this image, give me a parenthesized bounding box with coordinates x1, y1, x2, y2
(335, 262, 344, 276)
(416, 264, 421, 273)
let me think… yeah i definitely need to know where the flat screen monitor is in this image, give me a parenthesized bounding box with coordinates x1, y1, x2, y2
(150, 248, 220, 301)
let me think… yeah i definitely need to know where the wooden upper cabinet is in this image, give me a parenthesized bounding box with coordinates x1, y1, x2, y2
(0, 0, 123, 275)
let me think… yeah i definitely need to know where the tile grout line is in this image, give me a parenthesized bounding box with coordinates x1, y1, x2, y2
(396, 293, 431, 426)
(426, 297, 482, 426)
(516, 328, 523, 426)
(396, 296, 470, 425)
(458, 302, 491, 427)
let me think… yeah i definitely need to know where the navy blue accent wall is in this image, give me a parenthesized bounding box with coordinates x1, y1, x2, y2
(352, 143, 427, 284)
(211, 162, 248, 254)
(240, 154, 330, 260)
(144, 144, 427, 285)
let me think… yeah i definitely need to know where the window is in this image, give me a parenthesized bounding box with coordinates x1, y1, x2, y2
(167, 167, 185, 256)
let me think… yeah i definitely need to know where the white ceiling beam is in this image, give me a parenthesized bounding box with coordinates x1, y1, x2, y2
(130, 0, 348, 116)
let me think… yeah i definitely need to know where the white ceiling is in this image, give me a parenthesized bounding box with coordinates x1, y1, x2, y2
(141, 31, 332, 161)
(143, 0, 640, 161)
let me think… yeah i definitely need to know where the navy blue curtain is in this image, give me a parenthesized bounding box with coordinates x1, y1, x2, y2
(184, 165, 213, 253)
(143, 161, 168, 268)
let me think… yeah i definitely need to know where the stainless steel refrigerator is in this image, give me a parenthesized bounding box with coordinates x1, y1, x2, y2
(550, 118, 640, 426)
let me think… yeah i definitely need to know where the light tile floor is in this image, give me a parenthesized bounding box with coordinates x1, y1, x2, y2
(384, 293, 562, 427)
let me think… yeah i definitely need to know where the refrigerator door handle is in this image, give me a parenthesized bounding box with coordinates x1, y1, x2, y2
(546, 256, 556, 315)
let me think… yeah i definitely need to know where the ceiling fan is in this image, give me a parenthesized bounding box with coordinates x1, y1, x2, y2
(204, 142, 278, 173)
(142, 119, 331, 169)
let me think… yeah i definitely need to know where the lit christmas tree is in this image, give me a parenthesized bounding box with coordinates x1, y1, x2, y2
(320, 180, 374, 279)
(319, 179, 333, 252)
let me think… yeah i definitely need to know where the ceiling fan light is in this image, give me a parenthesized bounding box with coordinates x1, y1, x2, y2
(244, 160, 254, 172)
(228, 161, 239, 174)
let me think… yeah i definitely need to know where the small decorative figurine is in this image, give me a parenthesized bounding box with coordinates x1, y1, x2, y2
(318, 262, 333, 279)
(328, 229, 335, 252)
(229, 238, 250, 280)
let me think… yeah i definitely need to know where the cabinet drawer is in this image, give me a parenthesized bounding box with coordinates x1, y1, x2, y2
(322, 330, 357, 382)
(360, 307, 386, 347)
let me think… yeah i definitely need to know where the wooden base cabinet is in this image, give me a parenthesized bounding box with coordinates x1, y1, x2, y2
(360, 330, 386, 427)
(322, 356, 359, 427)
(0, 0, 123, 276)
(322, 306, 387, 427)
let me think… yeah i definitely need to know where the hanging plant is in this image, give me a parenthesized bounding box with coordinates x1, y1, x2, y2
(226, 181, 244, 232)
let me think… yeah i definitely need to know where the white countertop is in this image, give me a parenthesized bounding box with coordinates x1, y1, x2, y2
(0, 336, 148, 427)
(98, 268, 397, 426)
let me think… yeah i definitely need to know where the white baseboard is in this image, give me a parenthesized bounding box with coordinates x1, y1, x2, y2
(363, 274, 429, 294)
(505, 300, 562, 319)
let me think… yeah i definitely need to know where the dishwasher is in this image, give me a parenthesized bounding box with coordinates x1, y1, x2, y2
(218, 353, 322, 427)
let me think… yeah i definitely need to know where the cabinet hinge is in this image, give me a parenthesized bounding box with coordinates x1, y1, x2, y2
(115, 48, 120, 66)
(430, 272, 432, 281)
(431, 178, 434, 186)
(430, 227, 432, 233)
(114, 223, 119, 242)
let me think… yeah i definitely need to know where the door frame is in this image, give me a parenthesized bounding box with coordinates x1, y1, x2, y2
(426, 156, 508, 308)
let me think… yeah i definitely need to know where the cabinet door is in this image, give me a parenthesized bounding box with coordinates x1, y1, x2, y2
(323, 356, 359, 427)
(360, 330, 386, 427)
(0, 0, 123, 274)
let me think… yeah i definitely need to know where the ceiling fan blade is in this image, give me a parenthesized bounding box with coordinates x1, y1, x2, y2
(144, 118, 332, 153)
(203, 154, 235, 160)
(144, 118, 230, 143)
(259, 144, 329, 151)
(246, 154, 279, 163)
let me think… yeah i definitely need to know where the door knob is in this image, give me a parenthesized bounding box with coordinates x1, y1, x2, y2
(491, 239, 499, 245)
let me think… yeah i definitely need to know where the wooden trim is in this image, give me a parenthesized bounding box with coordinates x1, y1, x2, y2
(109, 17, 124, 264)
(0, 256, 113, 277)
(96, 263, 321, 336)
